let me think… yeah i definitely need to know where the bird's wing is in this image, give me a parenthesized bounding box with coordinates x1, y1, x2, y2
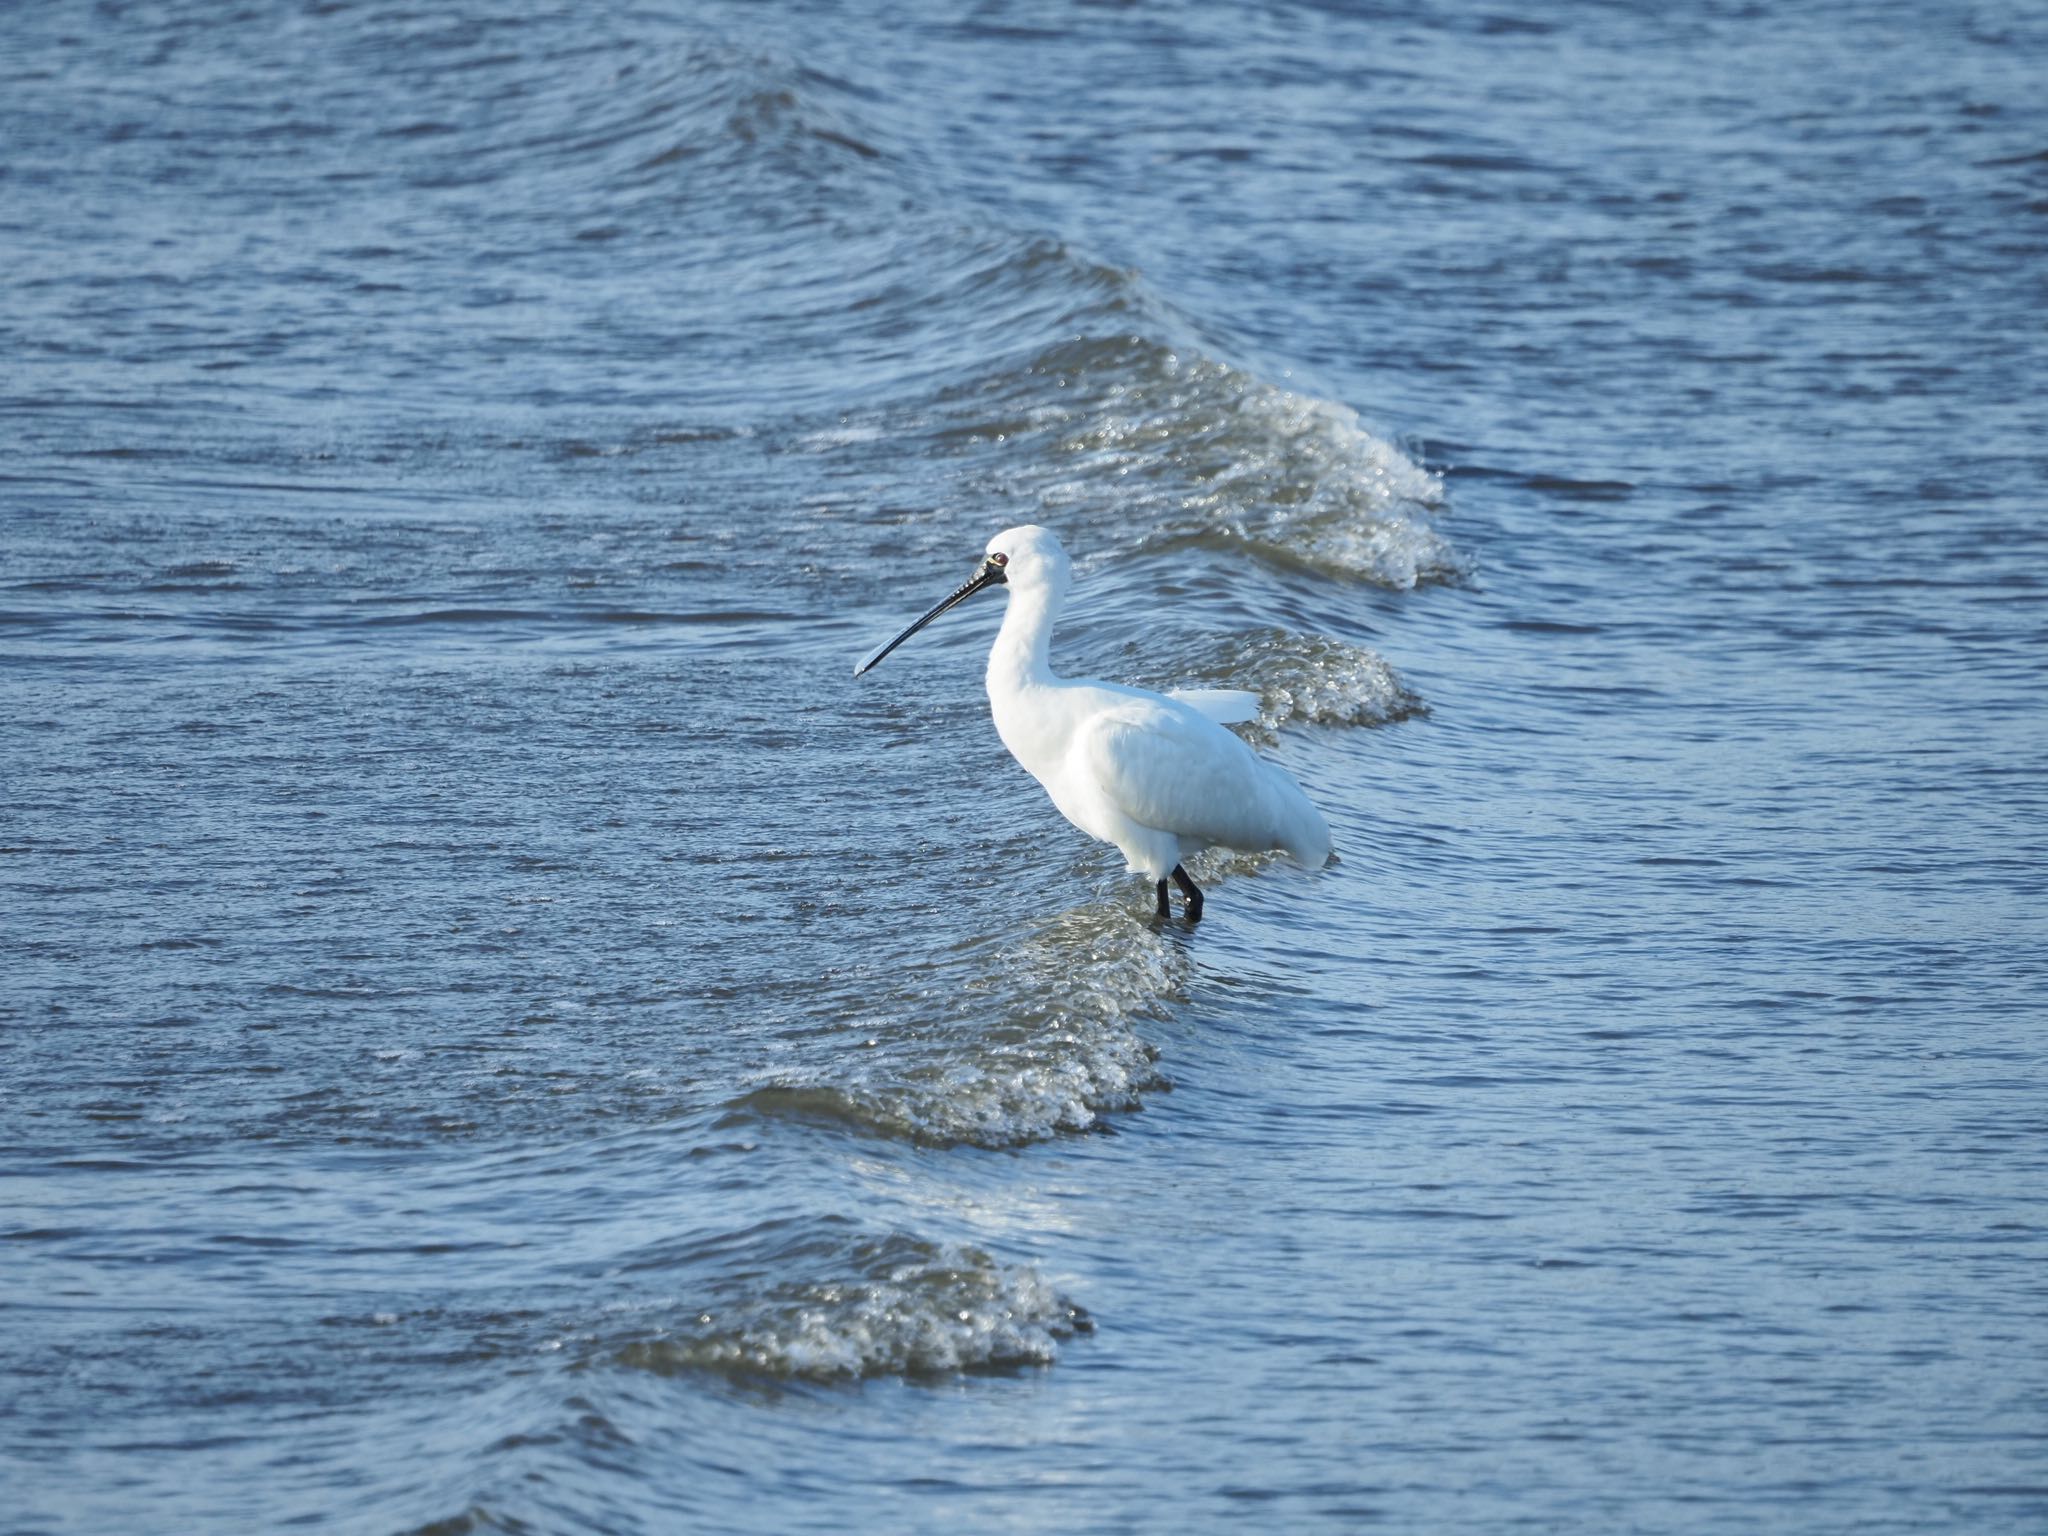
(1078, 700, 1271, 849)
(1165, 687, 1261, 726)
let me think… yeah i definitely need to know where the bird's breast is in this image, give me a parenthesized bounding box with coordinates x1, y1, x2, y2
(987, 688, 1066, 783)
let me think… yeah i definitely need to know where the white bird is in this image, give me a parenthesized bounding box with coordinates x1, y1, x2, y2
(854, 525, 1332, 919)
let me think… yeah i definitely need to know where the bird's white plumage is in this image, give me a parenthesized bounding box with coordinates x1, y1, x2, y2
(973, 526, 1332, 884)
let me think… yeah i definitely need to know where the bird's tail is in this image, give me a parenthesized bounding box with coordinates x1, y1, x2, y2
(1265, 762, 1333, 868)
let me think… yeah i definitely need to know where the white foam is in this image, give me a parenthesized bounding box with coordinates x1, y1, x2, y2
(1127, 625, 1423, 735)
(733, 905, 1181, 1148)
(1023, 339, 1460, 588)
(1243, 628, 1423, 727)
(614, 1241, 1089, 1379)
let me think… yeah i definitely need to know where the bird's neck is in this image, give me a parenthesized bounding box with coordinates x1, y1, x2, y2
(986, 583, 1060, 700)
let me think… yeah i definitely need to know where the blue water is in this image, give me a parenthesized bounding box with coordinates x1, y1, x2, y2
(4, 2, 2046, 1531)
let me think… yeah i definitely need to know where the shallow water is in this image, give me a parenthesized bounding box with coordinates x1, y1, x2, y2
(4, 1, 2046, 1531)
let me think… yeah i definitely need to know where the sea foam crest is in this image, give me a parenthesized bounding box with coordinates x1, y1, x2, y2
(952, 333, 1459, 588)
(612, 1239, 1090, 1380)
(1133, 625, 1423, 732)
(729, 904, 1181, 1148)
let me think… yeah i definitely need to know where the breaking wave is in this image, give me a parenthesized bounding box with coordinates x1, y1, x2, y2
(608, 1236, 1090, 1381)
(725, 904, 1181, 1148)
(915, 332, 1458, 588)
(1128, 625, 1425, 731)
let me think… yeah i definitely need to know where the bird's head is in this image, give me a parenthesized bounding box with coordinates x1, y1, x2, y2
(853, 524, 1070, 676)
(982, 524, 1069, 597)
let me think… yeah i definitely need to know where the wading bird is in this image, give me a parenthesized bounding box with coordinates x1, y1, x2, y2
(854, 525, 1331, 919)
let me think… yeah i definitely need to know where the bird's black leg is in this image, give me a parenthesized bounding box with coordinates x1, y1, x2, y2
(1171, 864, 1204, 922)
(1155, 878, 1172, 919)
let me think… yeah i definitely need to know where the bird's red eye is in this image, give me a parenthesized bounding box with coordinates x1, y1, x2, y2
(990, 552, 1008, 567)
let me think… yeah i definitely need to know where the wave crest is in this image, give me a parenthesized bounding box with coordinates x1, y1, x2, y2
(726, 905, 1180, 1148)
(611, 1238, 1090, 1380)
(934, 333, 1458, 588)
(1138, 626, 1424, 729)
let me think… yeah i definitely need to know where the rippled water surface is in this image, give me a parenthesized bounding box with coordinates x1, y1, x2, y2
(5, 2, 2046, 1531)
